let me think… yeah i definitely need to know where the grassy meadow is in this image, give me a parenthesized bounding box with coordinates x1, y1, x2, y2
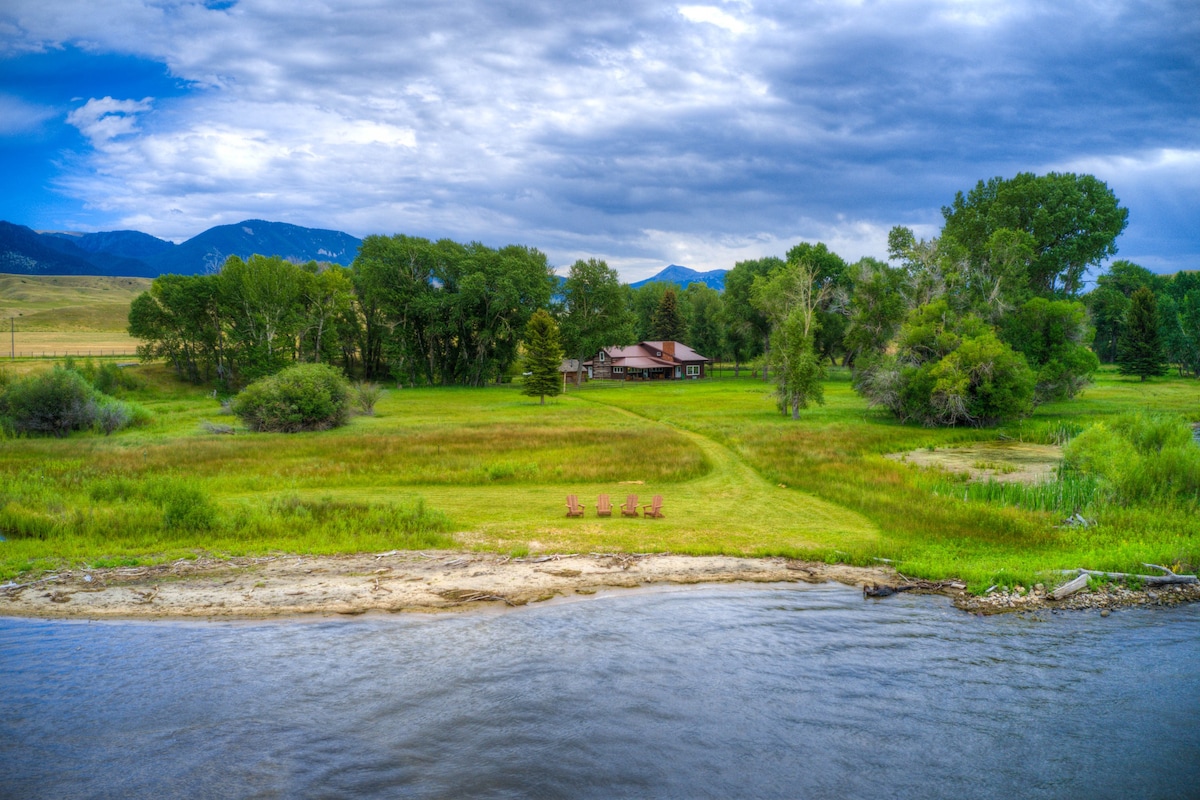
(2, 354, 1197, 590)
(0, 273, 147, 355)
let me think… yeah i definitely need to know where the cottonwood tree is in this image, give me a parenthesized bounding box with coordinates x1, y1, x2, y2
(683, 282, 725, 361)
(559, 258, 634, 385)
(724, 256, 781, 380)
(522, 309, 564, 404)
(941, 172, 1128, 298)
(752, 258, 829, 419)
(352, 235, 555, 386)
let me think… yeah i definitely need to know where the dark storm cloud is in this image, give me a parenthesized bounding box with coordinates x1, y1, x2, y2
(0, 0, 1195, 276)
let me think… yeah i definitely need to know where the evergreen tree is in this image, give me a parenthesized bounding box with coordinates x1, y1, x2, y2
(650, 286, 687, 342)
(1117, 287, 1166, 381)
(522, 309, 564, 404)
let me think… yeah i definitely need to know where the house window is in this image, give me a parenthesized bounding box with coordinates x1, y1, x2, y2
(686, 365, 700, 376)
(598, 351, 605, 362)
(613, 366, 624, 373)
(656, 351, 662, 357)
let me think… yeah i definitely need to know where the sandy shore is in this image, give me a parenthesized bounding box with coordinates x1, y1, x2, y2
(2, 551, 1195, 619)
(0, 552, 902, 619)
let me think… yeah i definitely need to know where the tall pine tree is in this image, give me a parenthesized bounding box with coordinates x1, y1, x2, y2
(1117, 287, 1166, 381)
(651, 287, 687, 342)
(522, 309, 565, 404)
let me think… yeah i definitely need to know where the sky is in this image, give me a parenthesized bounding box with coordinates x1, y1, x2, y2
(1, 0, 1197, 282)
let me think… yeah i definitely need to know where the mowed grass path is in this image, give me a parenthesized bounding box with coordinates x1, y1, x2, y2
(214, 385, 879, 557)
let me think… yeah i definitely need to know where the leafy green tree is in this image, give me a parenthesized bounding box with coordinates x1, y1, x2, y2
(844, 257, 907, 364)
(752, 259, 828, 418)
(1158, 282, 1200, 378)
(128, 273, 224, 383)
(522, 309, 564, 405)
(999, 298, 1098, 402)
(352, 236, 555, 386)
(724, 256, 782, 380)
(682, 283, 725, 361)
(941, 172, 1128, 297)
(298, 264, 354, 365)
(785, 242, 850, 364)
(1084, 260, 1161, 363)
(1117, 287, 1167, 380)
(218, 254, 305, 381)
(650, 286, 687, 342)
(560, 258, 634, 385)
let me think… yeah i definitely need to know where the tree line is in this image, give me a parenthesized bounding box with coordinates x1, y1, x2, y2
(129, 170, 1192, 425)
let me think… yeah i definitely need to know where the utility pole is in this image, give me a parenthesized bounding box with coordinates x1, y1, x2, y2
(10, 317, 13, 360)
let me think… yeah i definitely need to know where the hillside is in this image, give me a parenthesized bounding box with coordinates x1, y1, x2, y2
(0, 273, 151, 332)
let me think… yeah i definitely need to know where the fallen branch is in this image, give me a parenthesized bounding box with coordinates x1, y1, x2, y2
(1052, 572, 1090, 600)
(1059, 565, 1198, 587)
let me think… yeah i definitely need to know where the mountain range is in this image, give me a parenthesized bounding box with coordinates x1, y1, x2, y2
(0, 219, 362, 278)
(0, 218, 725, 289)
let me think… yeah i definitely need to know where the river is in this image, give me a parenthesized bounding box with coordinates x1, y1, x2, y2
(2, 583, 1197, 799)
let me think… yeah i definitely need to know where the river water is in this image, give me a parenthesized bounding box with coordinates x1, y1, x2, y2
(2, 583, 1198, 799)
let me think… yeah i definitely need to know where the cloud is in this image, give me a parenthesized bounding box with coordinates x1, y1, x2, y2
(3, 0, 1197, 273)
(65, 96, 153, 144)
(677, 5, 752, 35)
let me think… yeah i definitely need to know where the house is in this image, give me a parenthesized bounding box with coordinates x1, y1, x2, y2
(585, 341, 709, 381)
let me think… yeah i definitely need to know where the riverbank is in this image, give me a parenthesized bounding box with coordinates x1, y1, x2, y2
(3, 551, 1195, 619)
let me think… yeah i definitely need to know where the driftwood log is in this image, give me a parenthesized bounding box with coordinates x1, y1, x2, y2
(1059, 563, 1199, 588)
(1051, 572, 1090, 600)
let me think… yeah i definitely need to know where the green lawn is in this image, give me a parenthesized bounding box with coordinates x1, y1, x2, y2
(1, 363, 1197, 590)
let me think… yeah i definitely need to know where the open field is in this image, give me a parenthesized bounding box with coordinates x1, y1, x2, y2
(1, 363, 1197, 591)
(1, 273, 146, 356)
(0, 274, 149, 331)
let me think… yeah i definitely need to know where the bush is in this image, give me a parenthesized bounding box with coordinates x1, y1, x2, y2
(353, 381, 383, 415)
(856, 302, 1035, 427)
(232, 363, 351, 432)
(145, 476, 218, 531)
(0, 366, 151, 437)
(1064, 412, 1200, 505)
(1, 368, 99, 437)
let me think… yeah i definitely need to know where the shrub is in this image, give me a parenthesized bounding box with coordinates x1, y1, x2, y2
(353, 381, 383, 415)
(1064, 413, 1200, 505)
(231, 363, 351, 432)
(856, 303, 1035, 427)
(145, 476, 218, 531)
(1, 368, 99, 437)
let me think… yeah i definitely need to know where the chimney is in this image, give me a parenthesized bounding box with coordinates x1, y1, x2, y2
(662, 341, 675, 360)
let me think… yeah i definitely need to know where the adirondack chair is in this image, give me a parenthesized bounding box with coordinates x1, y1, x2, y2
(566, 494, 585, 517)
(596, 494, 612, 517)
(642, 494, 664, 519)
(620, 494, 639, 517)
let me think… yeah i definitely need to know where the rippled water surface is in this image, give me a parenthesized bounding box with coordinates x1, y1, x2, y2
(2, 583, 1198, 799)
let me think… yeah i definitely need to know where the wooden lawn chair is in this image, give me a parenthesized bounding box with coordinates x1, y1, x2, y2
(596, 494, 612, 517)
(642, 494, 664, 519)
(566, 494, 585, 518)
(620, 494, 639, 517)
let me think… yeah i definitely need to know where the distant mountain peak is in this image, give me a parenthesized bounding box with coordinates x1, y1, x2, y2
(630, 264, 727, 291)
